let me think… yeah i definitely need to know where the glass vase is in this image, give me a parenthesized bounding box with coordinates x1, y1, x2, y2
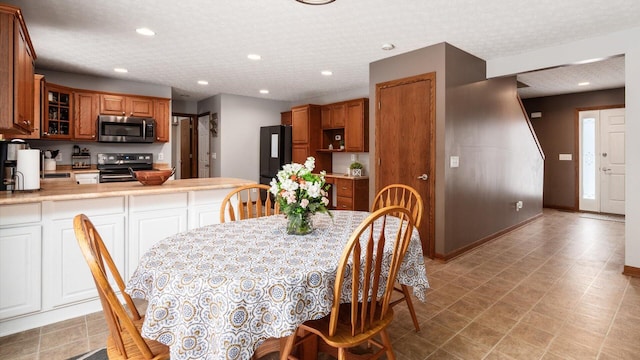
(286, 211, 314, 235)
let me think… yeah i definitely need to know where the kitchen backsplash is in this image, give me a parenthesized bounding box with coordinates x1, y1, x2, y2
(24, 139, 169, 165)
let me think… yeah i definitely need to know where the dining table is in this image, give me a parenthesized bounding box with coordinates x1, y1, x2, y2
(125, 210, 430, 360)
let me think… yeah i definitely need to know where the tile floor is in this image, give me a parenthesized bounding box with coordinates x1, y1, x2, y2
(1, 209, 638, 360)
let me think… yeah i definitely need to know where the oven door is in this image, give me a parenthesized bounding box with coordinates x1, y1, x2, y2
(99, 170, 136, 183)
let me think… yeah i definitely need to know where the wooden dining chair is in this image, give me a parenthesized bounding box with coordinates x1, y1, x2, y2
(371, 184, 424, 332)
(220, 184, 280, 223)
(281, 206, 415, 360)
(73, 214, 170, 360)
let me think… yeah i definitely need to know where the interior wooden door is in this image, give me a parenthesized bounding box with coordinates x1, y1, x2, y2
(376, 72, 436, 257)
(180, 118, 192, 179)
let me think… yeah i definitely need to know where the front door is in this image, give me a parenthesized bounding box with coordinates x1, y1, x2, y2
(376, 72, 436, 257)
(578, 107, 625, 214)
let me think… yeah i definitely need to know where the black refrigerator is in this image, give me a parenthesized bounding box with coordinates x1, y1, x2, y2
(259, 125, 292, 186)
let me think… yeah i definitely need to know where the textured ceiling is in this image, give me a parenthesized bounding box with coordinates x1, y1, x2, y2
(7, 0, 638, 102)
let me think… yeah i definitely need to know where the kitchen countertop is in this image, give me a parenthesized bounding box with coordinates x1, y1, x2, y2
(0, 177, 255, 205)
(323, 173, 369, 180)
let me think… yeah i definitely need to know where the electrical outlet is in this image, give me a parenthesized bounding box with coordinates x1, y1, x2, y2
(158, 153, 164, 161)
(516, 201, 523, 211)
(350, 154, 357, 162)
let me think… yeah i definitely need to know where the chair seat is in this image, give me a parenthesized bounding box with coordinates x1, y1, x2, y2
(301, 304, 395, 349)
(106, 316, 170, 360)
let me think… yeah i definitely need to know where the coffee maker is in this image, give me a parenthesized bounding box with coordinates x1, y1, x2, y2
(1, 139, 29, 191)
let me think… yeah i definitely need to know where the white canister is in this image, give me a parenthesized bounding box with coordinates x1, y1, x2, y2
(16, 149, 41, 191)
(44, 158, 57, 171)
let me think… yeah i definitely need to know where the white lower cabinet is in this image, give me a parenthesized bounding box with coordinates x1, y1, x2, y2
(0, 225, 42, 319)
(42, 197, 126, 308)
(128, 192, 188, 277)
(189, 189, 229, 229)
(0, 185, 240, 336)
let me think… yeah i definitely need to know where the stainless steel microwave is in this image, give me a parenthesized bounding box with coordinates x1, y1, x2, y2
(97, 115, 155, 143)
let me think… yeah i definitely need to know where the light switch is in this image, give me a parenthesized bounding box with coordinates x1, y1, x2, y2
(450, 156, 459, 168)
(559, 154, 572, 161)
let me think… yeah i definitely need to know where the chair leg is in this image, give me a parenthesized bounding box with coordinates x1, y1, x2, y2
(379, 329, 396, 360)
(401, 284, 420, 332)
(280, 330, 298, 360)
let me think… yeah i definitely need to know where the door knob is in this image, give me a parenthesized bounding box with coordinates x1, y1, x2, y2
(417, 174, 429, 181)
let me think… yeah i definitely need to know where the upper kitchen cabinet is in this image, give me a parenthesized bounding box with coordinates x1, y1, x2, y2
(99, 94, 154, 117)
(43, 84, 73, 139)
(291, 104, 331, 171)
(280, 111, 292, 126)
(0, 4, 36, 135)
(344, 98, 369, 152)
(321, 103, 346, 129)
(154, 99, 170, 142)
(73, 91, 99, 140)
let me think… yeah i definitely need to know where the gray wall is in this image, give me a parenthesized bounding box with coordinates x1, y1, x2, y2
(523, 88, 625, 209)
(198, 93, 289, 181)
(370, 42, 543, 257)
(445, 77, 543, 254)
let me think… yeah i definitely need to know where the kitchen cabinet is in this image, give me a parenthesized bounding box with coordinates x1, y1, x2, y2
(154, 98, 170, 142)
(281, 111, 292, 126)
(0, 5, 36, 135)
(344, 98, 369, 152)
(7, 74, 44, 140)
(128, 193, 188, 276)
(188, 189, 229, 229)
(73, 91, 99, 140)
(0, 202, 42, 320)
(0, 182, 246, 336)
(333, 177, 369, 211)
(74, 172, 99, 184)
(0, 225, 41, 319)
(43, 84, 73, 139)
(99, 94, 154, 117)
(321, 103, 346, 129)
(42, 197, 126, 308)
(291, 104, 331, 171)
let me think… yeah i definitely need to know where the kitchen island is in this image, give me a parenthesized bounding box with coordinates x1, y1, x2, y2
(0, 177, 254, 336)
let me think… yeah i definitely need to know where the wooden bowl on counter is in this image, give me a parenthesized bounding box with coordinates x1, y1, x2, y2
(129, 168, 175, 186)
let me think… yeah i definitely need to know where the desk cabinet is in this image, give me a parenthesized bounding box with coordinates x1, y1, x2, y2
(330, 177, 369, 211)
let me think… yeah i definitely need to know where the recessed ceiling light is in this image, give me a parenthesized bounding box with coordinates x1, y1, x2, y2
(296, 0, 335, 4)
(381, 43, 395, 51)
(114, 68, 128, 73)
(259, 89, 269, 94)
(321, 70, 333, 76)
(198, 80, 209, 85)
(248, 54, 262, 60)
(578, 82, 590, 86)
(136, 28, 155, 36)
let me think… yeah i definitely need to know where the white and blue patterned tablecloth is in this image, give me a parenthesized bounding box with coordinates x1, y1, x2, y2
(125, 210, 429, 360)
